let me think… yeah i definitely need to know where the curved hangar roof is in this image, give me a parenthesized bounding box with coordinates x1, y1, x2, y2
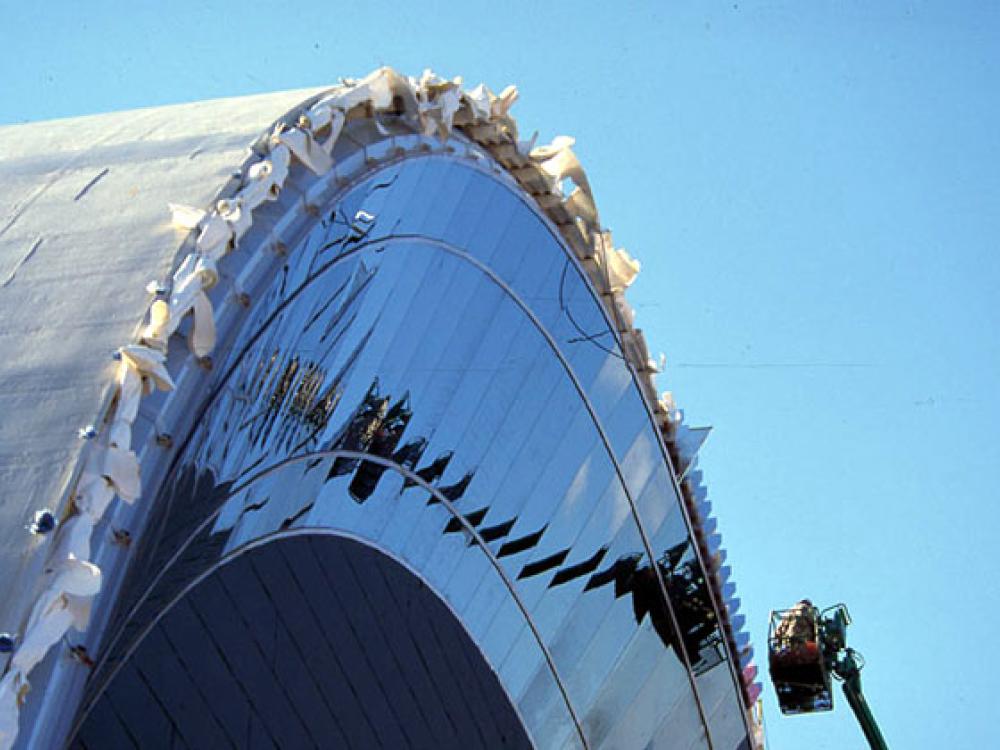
(0, 69, 764, 749)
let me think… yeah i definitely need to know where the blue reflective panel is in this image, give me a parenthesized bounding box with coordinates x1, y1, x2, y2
(439, 174, 504, 251)
(84, 155, 752, 750)
(385, 157, 448, 235)
(365, 157, 430, 238)
(550, 276, 626, 389)
(597, 644, 709, 750)
(417, 159, 476, 240)
(584, 619, 689, 747)
(76, 536, 533, 749)
(463, 178, 522, 262)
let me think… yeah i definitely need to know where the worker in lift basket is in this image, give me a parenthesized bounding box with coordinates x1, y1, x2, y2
(774, 599, 820, 664)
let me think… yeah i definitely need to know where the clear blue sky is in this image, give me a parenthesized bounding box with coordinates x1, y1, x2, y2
(3, 2, 997, 747)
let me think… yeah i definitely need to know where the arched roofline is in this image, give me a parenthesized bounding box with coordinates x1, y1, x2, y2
(0, 68, 762, 749)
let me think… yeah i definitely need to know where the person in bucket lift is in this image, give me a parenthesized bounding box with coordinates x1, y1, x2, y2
(773, 599, 820, 664)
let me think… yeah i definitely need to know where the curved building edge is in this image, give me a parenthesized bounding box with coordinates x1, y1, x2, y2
(0, 68, 764, 749)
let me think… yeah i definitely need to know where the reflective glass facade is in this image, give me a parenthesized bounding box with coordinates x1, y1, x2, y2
(72, 155, 753, 749)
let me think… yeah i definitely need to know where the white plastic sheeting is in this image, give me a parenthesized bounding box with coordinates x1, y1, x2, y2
(0, 674, 24, 749)
(0, 341, 175, 745)
(0, 557, 100, 747)
(12, 558, 101, 675)
(273, 127, 333, 175)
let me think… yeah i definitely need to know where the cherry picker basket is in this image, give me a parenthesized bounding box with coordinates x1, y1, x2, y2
(768, 604, 833, 715)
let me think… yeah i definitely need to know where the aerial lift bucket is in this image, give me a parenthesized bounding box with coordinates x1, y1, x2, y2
(768, 603, 833, 715)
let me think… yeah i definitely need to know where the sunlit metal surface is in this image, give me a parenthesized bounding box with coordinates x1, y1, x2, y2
(71, 534, 531, 749)
(72, 156, 752, 749)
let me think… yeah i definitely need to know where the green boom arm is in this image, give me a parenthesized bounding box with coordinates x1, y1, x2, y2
(836, 648, 889, 750)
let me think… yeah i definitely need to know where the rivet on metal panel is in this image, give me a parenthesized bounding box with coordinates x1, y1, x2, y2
(110, 528, 132, 548)
(144, 280, 168, 297)
(28, 510, 56, 535)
